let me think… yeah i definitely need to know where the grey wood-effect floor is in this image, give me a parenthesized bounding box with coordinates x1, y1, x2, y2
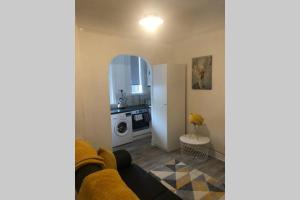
(113, 136, 225, 184)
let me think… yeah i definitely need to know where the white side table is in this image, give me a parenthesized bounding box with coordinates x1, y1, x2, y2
(180, 134, 210, 161)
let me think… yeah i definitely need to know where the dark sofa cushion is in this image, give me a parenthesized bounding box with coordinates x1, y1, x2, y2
(113, 150, 132, 170)
(118, 164, 181, 200)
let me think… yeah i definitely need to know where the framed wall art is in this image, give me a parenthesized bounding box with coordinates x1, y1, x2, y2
(192, 55, 212, 90)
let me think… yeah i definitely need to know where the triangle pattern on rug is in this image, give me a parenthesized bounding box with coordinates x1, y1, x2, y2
(153, 165, 175, 172)
(150, 159, 225, 200)
(207, 180, 225, 191)
(163, 173, 176, 180)
(176, 173, 192, 190)
(175, 172, 189, 180)
(189, 169, 204, 181)
(193, 191, 210, 200)
(151, 171, 175, 179)
(164, 178, 177, 189)
(165, 160, 175, 165)
(160, 180, 176, 192)
(201, 191, 225, 200)
(194, 174, 206, 182)
(207, 182, 225, 192)
(164, 171, 188, 181)
(191, 180, 209, 192)
(176, 163, 188, 170)
(177, 161, 186, 166)
(175, 190, 197, 200)
(178, 181, 194, 191)
(176, 165, 190, 173)
(166, 164, 176, 172)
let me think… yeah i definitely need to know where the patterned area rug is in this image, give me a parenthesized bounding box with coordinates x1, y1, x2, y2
(150, 160, 225, 200)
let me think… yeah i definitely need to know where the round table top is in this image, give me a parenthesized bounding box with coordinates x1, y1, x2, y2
(180, 134, 210, 145)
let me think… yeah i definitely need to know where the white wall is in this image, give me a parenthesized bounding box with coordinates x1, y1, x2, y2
(75, 28, 171, 149)
(76, 26, 224, 156)
(171, 29, 225, 155)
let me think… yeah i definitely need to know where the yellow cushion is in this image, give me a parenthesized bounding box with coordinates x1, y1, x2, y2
(97, 148, 117, 169)
(78, 169, 139, 200)
(75, 139, 105, 171)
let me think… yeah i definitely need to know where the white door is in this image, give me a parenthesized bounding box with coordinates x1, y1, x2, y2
(166, 64, 186, 151)
(151, 64, 168, 150)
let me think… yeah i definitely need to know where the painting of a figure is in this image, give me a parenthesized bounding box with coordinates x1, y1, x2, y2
(192, 56, 212, 90)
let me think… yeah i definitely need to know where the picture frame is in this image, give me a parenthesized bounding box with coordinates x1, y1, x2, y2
(192, 55, 212, 90)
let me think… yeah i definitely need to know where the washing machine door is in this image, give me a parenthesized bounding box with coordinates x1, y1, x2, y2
(115, 121, 128, 136)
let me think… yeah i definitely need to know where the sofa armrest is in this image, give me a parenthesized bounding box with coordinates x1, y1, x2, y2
(113, 150, 132, 170)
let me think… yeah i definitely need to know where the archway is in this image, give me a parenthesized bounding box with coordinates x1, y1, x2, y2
(108, 54, 153, 148)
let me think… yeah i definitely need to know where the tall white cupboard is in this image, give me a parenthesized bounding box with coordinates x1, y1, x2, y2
(151, 64, 186, 151)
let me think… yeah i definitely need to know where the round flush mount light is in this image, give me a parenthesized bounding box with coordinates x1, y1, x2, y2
(139, 15, 164, 32)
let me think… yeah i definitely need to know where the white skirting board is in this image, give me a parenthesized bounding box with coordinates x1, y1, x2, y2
(208, 149, 225, 162)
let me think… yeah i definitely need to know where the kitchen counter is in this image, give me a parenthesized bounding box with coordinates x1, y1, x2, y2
(111, 105, 150, 115)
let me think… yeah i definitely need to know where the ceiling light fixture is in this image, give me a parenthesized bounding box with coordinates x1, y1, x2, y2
(139, 15, 164, 32)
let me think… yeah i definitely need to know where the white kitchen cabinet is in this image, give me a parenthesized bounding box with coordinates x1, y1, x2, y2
(151, 64, 186, 151)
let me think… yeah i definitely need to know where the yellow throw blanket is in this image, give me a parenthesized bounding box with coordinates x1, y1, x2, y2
(75, 139, 105, 171)
(97, 147, 117, 169)
(78, 169, 139, 200)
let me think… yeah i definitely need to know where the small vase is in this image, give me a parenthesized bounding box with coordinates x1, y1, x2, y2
(190, 125, 197, 138)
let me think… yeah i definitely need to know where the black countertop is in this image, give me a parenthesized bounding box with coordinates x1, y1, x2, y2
(111, 105, 150, 115)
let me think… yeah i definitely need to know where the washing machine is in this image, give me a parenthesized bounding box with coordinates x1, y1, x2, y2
(111, 112, 133, 147)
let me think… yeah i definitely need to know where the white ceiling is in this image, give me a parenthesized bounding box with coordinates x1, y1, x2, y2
(76, 0, 224, 44)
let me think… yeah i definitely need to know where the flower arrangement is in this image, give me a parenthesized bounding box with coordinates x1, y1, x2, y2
(189, 113, 204, 126)
(188, 113, 204, 137)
